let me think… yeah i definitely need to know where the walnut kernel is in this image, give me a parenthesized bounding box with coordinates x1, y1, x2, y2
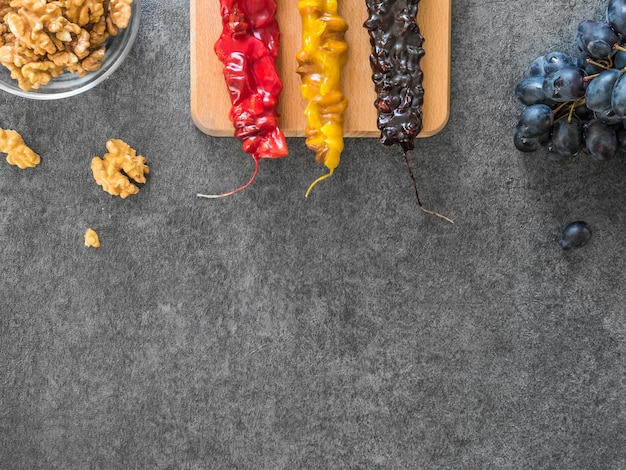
(84, 228, 100, 248)
(0, 128, 41, 169)
(91, 139, 149, 198)
(108, 0, 132, 30)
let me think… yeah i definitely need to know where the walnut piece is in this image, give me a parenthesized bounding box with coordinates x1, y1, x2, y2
(21, 59, 64, 87)
(84, 228, 100, 248)
(91, 139, 148, 198)
(64, 0, 105, 27)
(0, 128, 40, 169)
(107, 0, 132, 32)
(0, 0, 134, 91)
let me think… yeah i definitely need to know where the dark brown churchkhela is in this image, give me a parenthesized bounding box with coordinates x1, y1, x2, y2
(364, 0, 452, 223)
(364, 0, 425, 151)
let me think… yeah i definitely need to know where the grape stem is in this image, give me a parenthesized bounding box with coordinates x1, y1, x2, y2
(552, 98, 585, 120)
(614, 43, 626, 53)
(549, 97, 587, 127)
(567, 102, 577, 123)
(585, 57, 613, 71)
(552, 101, 573, 116)
(583, 72, 601, 82)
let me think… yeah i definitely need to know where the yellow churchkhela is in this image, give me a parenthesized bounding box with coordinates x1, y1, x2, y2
(296, 0, 349, 197)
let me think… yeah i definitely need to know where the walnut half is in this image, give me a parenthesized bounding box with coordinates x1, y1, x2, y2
(91, 138, 148, 198)
(0, 128, 40, 169)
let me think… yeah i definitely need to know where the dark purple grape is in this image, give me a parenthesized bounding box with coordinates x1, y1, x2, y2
(576, 20, 619, 59)
(558, 221, 592, 250)
(611, 71, 626, 116)
(584, 68, 621, 112)
(614, 49, 626, 68)
(515, 76, 547, 105)
(516, 104, 554, 137)
(514, 104, 553, 152)
(543, 52, 577, 74)
(529, 56, 546, 76)
(584, 119, 618, 160)
(573, 102, 594, 121)
(543, 66, 587, 102)
(548, 119, 583, 158)
(607, 0, 626, 36)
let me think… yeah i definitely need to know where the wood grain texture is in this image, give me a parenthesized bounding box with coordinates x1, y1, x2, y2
(190, 0, 451, 138)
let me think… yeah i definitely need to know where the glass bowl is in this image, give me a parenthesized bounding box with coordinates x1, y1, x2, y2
(0, 0, 141, 100)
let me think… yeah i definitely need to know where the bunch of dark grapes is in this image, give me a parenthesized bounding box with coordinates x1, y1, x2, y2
(514, 0, 626, 161)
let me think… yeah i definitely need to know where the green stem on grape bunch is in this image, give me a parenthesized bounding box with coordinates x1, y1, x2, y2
(584, 72, 601, 82)
(585, 57, 613, 71)
(567, 102, 577, 123)
(552, 99, 585, 124)
(614, 43, 626, 53)
(552, 101, 572, 115)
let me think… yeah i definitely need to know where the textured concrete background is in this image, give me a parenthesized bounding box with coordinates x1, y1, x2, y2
(2, 0, 626, 469)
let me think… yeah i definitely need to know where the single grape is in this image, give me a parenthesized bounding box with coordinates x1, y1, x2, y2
(611, 71, 626, 116)
(607, 0, 626, 36)
(584, 119, 618, 160)
(576, 20, 619, 59)
(613, 49, 626, 68)
(515, 76, 547, 105)
(584, 68, 621, 112)
(514, 104, 553, 152)
(543, 52, 577, 74)
(548, 119, 583, 158)
(516, 103, 554, 137)
(573, 102, 594, 121)
(528, 56, 546, 76)
(543, 66, 587, 102)
(558, 221, 592, 250)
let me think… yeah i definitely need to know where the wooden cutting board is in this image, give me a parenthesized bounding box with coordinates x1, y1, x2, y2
(190, 0, 451, 138)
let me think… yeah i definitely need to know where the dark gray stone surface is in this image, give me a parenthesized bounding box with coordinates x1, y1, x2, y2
(2, 1, 626, 468)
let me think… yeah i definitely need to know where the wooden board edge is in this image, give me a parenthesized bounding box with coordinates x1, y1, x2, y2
(419, 0, 451, 138)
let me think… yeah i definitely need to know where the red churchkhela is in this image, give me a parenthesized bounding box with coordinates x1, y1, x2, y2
(198, 0, 288, 198)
